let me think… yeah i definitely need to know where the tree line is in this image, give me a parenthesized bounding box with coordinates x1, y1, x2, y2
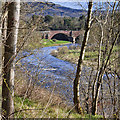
(30, 14, 86, 31)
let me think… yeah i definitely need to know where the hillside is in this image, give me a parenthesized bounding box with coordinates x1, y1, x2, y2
(26, 2, 87, 17)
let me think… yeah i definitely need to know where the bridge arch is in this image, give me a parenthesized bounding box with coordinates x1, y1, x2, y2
(51, 33, 70, 41)
(41, 30, 84, 43)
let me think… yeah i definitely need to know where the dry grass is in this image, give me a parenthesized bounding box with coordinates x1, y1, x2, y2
(15, 67, 67, 108)
(51, 45, 98, 68)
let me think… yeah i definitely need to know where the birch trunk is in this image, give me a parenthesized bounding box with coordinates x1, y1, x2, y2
(2, 1, 20, 118)
(118, 24, 120, 118)
(92, 30, 120, 115)
(73, 2, 93, 114)
(0, 2, 2, 118)
(91, 19, 103, 115)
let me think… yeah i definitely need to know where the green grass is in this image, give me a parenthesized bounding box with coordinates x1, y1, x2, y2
(28, 39, 71, 50)
(68, 45, 119, 61)
(55, 44, 119, 67)
(14, 96, 103, 118)
(69, 49, 98, 60)
(69, 112, 102, 119)
(84, 51, 98, 60)
(42, 39, 71, 46)
(113, 45, 120, 52)
(14, 95, 67, 118)
(14, 96, 39, 118)
(15, 96, 35, 107)
(14, 95, 68, 118)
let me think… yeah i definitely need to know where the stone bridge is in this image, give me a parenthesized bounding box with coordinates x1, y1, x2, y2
(39, 30, 84, 43)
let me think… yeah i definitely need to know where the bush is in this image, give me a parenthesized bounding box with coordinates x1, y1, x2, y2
(69, 45, 80, 50)
(51, 50, 58, 57)
(57, 46, 69, 54)
(69, 45, 76, 50)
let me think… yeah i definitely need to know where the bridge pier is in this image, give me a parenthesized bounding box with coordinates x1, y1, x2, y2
(42, 33, 45, 39)
(45, 34, 49, 39)
(73, 37, 76, 44)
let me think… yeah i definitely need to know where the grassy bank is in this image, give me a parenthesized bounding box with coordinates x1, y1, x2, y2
(14, 61, 103, 118)
(42, 39, 71, 47)
(14, 95, 102, 118)
(14, 67, 69, 118)
(26, 39, 71, 50)
(51, 45, 98, 67)
(51, 45, 119, 67)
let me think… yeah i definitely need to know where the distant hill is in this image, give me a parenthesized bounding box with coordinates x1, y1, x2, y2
(27, 2, 87, 17)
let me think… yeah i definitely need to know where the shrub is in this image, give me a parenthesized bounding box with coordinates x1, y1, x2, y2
(69, 45, 76, 50)
(57, 46, 69, 54)
(51, 50, 58, 57)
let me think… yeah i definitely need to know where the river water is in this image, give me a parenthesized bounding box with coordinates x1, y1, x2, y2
(19, 44, 91, 103)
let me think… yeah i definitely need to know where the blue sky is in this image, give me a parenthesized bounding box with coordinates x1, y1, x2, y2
(47, 1, 116, 10)
(47, 1, 118, 11)
(52, 2, 88, 10)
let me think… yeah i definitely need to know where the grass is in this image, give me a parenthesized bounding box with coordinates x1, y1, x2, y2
(14, 95, 42, 118)
(14, 68, 72, 118)
(14, 95, 68, 118)
(28, 39, 71, 50)
(14, 67, 103, 118)
(69, 112, 102, 119)
(113, 45, 120, 52)
(69, 49, 98, 60)
(42, 39, 71, 46)
(52, 45, 119, 67)
(54, 47, 98, 65)
(14, 95, 103, 118)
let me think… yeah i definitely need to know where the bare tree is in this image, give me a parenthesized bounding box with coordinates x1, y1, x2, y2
(0, 2, 2, 79)
(91, 2, 120, 115)
(117, 4, 120, 117)
(2, 1, 20, 118)
(0, 3, 8, 118)
(73, 2, 93, 114)
(0, 1, 2, 118)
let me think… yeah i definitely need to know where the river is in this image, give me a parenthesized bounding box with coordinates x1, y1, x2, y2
(19, 44, 91, 104)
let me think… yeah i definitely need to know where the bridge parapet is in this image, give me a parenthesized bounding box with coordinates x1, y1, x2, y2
(39, 30, 84, 42)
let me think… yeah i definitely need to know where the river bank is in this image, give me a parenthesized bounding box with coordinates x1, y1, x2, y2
(51, 44, 119, 69)
(16, 43, 111, 118)
(15, 67, 71, 118)
(15, 44, 76, 118)
(23, 39, 71, 50)
(15, 60, 102, 118)
(51, 45, 98, 68)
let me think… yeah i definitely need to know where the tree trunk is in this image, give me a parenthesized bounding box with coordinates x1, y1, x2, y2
(91, 19, 103, 115)
(73, 2, 93, 114)
(0, 0, 2, 78)
(92, 30, 120, 115)
(2, 1, 20, 119)
(118, 24, 120, 119)
(0, 2, 2, 117)
(118, 51, 120, 119)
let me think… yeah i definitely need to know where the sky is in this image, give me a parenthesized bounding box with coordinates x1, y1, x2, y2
(0, 0, 117, 9)
(52, 2, 88, 10)
(47, 0, 117, 10)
